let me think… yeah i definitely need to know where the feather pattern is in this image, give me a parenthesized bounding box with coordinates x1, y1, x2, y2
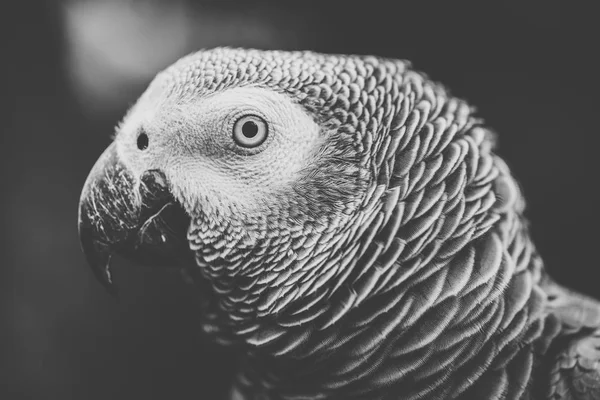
(136, 48, 600, 399)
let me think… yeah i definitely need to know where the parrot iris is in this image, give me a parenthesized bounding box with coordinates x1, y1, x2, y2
(78, 48, 600, 400)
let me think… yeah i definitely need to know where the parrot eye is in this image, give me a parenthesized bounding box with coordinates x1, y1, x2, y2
(233, 115, 268, 148)
(137, 132, 149, 150)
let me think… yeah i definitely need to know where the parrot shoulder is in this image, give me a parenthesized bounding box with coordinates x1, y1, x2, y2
(543, 279, 600, 400)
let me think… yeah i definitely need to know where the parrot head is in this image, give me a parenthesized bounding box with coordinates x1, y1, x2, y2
(78, 48, 533, 399)
(78, 48, 400, 319)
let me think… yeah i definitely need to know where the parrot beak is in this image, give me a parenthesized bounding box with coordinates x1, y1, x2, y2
(78, 142, 192, 294)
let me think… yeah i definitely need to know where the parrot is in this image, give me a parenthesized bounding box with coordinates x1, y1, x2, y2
(78, 48, 600, 400)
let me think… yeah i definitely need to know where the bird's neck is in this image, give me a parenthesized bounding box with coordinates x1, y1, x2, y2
(227, 222, 556, 400)
(231, 295, 556, 400)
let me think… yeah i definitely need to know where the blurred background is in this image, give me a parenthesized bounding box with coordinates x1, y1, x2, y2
(0, 1, 590, 399)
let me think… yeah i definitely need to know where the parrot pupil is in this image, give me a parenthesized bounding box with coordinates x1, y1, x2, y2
(242, 121, 258, 138)
(137, 132, 149, 150)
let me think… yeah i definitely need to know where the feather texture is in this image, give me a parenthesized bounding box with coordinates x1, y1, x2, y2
(107, 48, 600, 399)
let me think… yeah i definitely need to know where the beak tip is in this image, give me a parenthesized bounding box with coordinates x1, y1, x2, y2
(82, 243, 120, 296)
(96, 255, 119, 296)
(79, 213, 119, 296)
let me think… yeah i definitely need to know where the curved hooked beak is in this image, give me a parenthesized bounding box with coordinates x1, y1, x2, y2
(78, 143, 192, 294)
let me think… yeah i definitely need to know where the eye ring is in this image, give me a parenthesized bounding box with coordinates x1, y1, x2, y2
(233, 115, 268, 148)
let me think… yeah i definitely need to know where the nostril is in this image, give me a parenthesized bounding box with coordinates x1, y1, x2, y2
(137, 132, 149, 150)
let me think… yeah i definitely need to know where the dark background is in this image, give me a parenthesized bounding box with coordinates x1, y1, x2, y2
(1, 1, 592, 399)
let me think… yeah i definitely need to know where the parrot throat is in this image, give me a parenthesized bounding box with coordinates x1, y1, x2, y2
(226, 221, 555, 400)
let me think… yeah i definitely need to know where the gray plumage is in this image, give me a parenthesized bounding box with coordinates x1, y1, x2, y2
(78, 48, 600, 400)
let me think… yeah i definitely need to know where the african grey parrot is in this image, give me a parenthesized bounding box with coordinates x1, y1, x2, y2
(78, 48, 600, 400)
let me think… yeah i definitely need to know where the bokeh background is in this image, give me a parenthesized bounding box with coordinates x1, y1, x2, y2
(1, 1, 591, 399)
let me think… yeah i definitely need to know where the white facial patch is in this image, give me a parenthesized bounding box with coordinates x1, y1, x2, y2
(149, 86, 324, 215)
(112, 75, 177, 178)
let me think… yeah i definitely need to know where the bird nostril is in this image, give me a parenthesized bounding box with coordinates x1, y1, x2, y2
(137, 132, 149, 150)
